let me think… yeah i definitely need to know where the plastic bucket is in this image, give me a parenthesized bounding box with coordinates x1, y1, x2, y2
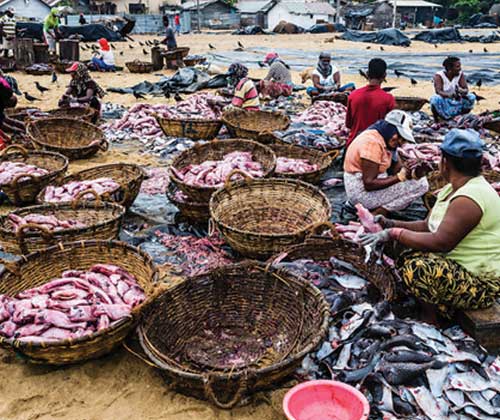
(283, 380, 370, 420)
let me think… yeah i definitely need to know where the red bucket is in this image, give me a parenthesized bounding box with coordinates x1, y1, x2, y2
(283, 380, 370, 420)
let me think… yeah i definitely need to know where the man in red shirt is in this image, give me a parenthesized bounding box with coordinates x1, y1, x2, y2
(174, 14, 181, 35)
(346, 59, 395, 148)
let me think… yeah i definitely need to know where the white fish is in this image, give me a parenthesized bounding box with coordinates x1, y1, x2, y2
(445, 389, 465, 408)
(379, 384, 394, 413)
(449, 371, 500, 392)
(340, 314, 366, 340)
(427, 364, 449, 398)
(467, 391, 498, 416)
(408, 386, 448, 420)
(411, 323, 446, 343)
(482, 389, 496, 401)
(331, 273, 367, 290)
(464, 406, 500, 420)
(336, 343, 352, 369)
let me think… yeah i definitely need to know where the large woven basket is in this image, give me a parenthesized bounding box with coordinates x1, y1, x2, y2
(183, 55, 207, 67)
(5, 107, 40, 123)
(37, 163, 146, 209)
(0, 194, 125, 255)
(126, 61, 154, 73)
(156, 115, 222, 140)
(210, 177, 332, 259)
(25, 65, 53, 75)
(0, 145, 68, 206)
(423, 170, 500, 210)
(27, 118, 108, 161)
(136, 261, 329, 408)
(166, 183, 209, 223)
(269, 143, 339, 185)
(270, 237, 398, 301)
(395, 96, 428, 112)
(169, 139, 276, 203)
(311, 92, 348, 106)
(46, 107, 95, 122)
(0, 240, 159, 365)
(222, 109, 290, 142)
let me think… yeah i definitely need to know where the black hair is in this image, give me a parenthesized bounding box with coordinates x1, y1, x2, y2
(443, 56, 460, 71)
(442, 150, 482, 177)
(163, 15, 170, 26)
(367, 58, 387, 80)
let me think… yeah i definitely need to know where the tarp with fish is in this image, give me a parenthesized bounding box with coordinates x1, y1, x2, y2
(340, 29, 411, 46)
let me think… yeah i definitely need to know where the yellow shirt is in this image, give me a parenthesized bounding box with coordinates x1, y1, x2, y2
(428, 176, 500, 276)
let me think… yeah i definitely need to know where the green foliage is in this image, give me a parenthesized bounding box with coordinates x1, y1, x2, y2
(222, 0, 237, 6)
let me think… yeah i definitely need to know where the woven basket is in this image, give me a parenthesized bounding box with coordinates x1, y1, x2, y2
(37, 163, 146, 209)
(311, 92, 348, 106)
(270, 237, 398, 301)
(0, 193, 125, 255)
(395, 96, 428, 112)
(183, 56, 207, 67)
(210, 177, 332, 259)
(166, 183, 209, 223)
(126, 61, 154, 73)
(5, 107, 40, 123)
(163, 47, 190, 60)
(156, 115, 222, 140)
(27, 118, 108, 161)
(423, 170, 500, 211)
(222, 109, 290, 142)
(46, 107, 96, 122)
(169, 139, 276, 203)
(136, 261, 329, 408)
(269, 143, 339, 185)
(0, 145, 68, 206)
(0, 240, 158, 365)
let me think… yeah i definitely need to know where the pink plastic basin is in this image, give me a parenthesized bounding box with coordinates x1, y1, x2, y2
(283, 380, 370, 420)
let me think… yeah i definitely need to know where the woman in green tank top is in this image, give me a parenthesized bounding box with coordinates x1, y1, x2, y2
(359, 129, 500, 316)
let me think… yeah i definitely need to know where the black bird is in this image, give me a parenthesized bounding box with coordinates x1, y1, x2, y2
(473, 93, 486, 102)
(382, 87, 396, 92)
(81, 45, 87, 51)
(126, 35, 135, 42)
(139, 41, 144, 46)
(145, 40, 151, 46)
(476, 79, 482, 89)
(174, 91, 183, 102)
(380, 46, 385, 51)
(143, 49, 149, 55)
(434, 44, 438, 49)
(24, 92, 40, 102)
(258, 61, 265, 68)
(484, 47, 488, 53)
(91, 44, 98, 50)
(51, 72, 57, 84)
(35, 81, 49, 94)
(238, 41, 244, 48)
(85, 44, 91, 49)
(119, 51, 124, 56)
(410, 78, 418, 86)
(358, 69, 368, 80)
(129, 44, 134, 49)
(111, 44, 116, 50)
(209, 43, 216, 49)
(133, 91, 146, 100)
(469, 49, 473, 53)
(366, 46, 371, 50)
(394, 69, 405, 78)
(163, 88, 171, 99)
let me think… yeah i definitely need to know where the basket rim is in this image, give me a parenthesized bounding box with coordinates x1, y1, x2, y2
(209, 177, 332, 238)
(395, 96, 428, 102)
(166, 183, 208, 207)
(269, 143, 338, 174)
(137, 261, 330, 381)
(0, 201, 126, 237)
(156, 115, 222, 124)
(0, 240, 159, 350)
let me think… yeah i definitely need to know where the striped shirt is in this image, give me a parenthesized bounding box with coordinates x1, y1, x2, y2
(232, 78, 260, 111)
(0, 15, 15, 38)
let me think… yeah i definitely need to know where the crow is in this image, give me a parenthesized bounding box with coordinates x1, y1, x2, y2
(258, 61, 265, 68)
(238, 41, 244, 48)
(476, 79, 482, 89)
(24, 92, 40, 102)
(473, 93, 485, 102)
(163, 88, 171, 99)
(484, 47, 488, 53)
(35, 81, 49, 94)
(133, 91, 146, 100)
(126, 35, 135, 42)
(129, 44, 134, 49)
(209, 43, 216, 49)
(358, 69, 368, 80)
(85, 44, 91, 49)
(380, 46, 385, 51)
(119, 51, 124, 56)
(366, 46, 371, 50)
(174, 91, 183, 102)
(81, 45, 87, 51)
(469, 49, 473, 53)
(382, 87, 396, 92)
(143, 48, 149, 55)
(139, 41, 144, 46)
(51, 72, 57, 84)
(111, 44, 116, 50)
(410, 78, 418, 86)
(394, 70, 405, 78)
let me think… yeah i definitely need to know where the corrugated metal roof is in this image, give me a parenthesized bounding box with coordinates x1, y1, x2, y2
(387, 0, 442, 8)
(182, 0, 236, 10)
(237, 1, 274, 14)
(280, 1, 336, 16)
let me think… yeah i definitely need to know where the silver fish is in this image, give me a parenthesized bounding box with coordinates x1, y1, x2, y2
(449, 371, 500, 392)
(411, 323, 446, 344)
(464, 405, 500, 420)
(445, 389, 465, 408)
(427, 364, 449, 398)
(467, 391, 499, 416)
(336, 342, 352, 369)
(408, 386, 448, 420)
(379, 384, 394, 413)
(330, 273, 367, 290)
(482, 390, 496, 401)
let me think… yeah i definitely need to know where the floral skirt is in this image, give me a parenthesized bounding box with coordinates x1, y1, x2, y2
(429, 94, 476, 120)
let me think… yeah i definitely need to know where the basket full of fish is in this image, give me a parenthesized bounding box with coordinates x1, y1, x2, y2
(125, 60, 154, 73)
(209, 176, 332, 259)
(0, 193, 125, 255)
(166, 183, 209, 223)
(222, 109, 290, 143)
(27, 118, 108, 161)
(135, 261, 329, 408)
(0, 240, 159, 365)
(37, 163, 146, 209)
(0, 145, 68, 206)
(169, 139, 276, 203)
(395, 96, 429, 112)
(24, 64, 54, 75)
(269, 142, 340, 185)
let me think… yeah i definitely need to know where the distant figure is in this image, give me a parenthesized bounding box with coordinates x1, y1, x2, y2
(79, 13, 87, 25)
(161, 15, 177, 50)
(0, 8, 16, 58)
(306, 52, 354, 97)
(259, 52, 293, 99)
(0, 76, 25, 141)
(91, 38, 115, 72)
(430, 56, 476, 121)
(227, 63, 260, 111)
(174, 13, 181, 35)
(433, 15, 443, 28)
(346, 58, 395, 147)
(43, 8, 60, 54)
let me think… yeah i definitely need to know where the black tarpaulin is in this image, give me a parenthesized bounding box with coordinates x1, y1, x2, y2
(413, 27, 462, 43)
(232, 25, 267, 35)
(16, 22, 44, 41)
(308, 23, 346, 33)
(58, 24, 122, 42)
(340, 29, 411, 46)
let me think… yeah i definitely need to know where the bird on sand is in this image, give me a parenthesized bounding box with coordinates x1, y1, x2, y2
(380, 46, 385, 51)
(139, 41, 144, 46)
(163, 87, 171, 99)
(81, 45, 87, 51)
(484, 47, 488, 53)
(24, 92, 40, 102)
(119, 51, 124, 56)
(382, 87, 397, 92)
(111, 44, 116, 50)
(133, 91, 146, 100)
(394, 70, 405, 78)
(35, 82, 49, 94)
(473, 93, 485, 102)
(238, 41, 244, 48)
(469, 49, 473, 53)
(476, 78, 482, 89)
(358, 69, 368, 80)
(129, 44, 134, 49)
(174, 91, 183, 102)
(51, 72, 57, 84)
(434, 44, 438, 49)
(366, 46, 371, 50)
(143, 49, 149, 55)
(410, 78, 418, 86)
(209, 43, 216, 49)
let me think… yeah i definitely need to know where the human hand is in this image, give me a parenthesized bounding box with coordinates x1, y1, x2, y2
(373, 215, 395, 228)
(359, 230, 392, 247)
(396, 167, 408, 182)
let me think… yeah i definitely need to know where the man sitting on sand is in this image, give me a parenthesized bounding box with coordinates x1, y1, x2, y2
(306, 52, 354, 97)
(430, 57, 476, 121)
(259, 52, 293, 99)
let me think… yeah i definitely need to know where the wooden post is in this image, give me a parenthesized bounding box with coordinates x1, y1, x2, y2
(59, 39, 80, 62)
(33, 43, 50, 64)
(151, 46, 164, 70)
(14, 38, 34, 69)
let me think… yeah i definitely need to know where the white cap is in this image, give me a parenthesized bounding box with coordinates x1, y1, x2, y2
(385, 110, 415, 143)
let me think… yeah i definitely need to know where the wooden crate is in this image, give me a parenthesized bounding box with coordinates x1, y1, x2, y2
(458, 302, 500, 350)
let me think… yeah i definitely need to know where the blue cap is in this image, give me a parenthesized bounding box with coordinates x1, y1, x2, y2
(440, 129, 484, 159)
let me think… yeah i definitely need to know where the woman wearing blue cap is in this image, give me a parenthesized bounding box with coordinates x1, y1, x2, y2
(361, 129, 500, 315)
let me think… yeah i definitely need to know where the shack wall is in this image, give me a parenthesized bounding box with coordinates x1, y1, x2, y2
(2, 0, 50, 21)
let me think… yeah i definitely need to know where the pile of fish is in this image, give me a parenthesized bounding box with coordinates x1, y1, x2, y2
(274, 128, 343, 151)
(412, 112, 494, 140)
(154, 231, 233, 276)
(171, 151, 264, 188)
(275, 157, 318, 174)
(140, 167, 170, 195)
(293, 101, 349, 138)
(7, 213, 86, 232)
(102, 93, 223, 144)
(43, 178, 120, 203)
(0, 264, 145, 343)
(25, 64, 53, 73)
(0, 162, 49, 185)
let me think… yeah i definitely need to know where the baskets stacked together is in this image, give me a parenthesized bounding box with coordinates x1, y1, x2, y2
(126, 61, 154, 73)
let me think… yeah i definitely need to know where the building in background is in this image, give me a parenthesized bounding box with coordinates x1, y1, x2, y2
(266, 1, 336, 30)
(181, 0, 239, 29)
(0, 0, 51, 21)
(238, 0, 275, 28)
